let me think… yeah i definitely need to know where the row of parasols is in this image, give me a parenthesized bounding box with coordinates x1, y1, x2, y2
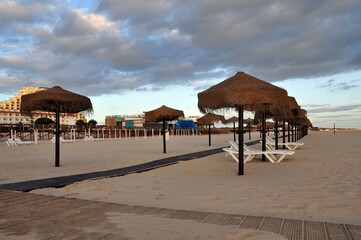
(19, 72, 311, 174)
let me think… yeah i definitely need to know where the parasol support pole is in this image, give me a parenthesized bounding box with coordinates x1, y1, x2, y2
(163, 120, 166, 153)
(282, 120, 286, 150)
(262, 112, 266, 161)
(233, 122, 236, 142)
(208, 124, 211, 146)
(55, 105, 60, 167)
(238, 105, 244, 175)
(287, 120, 291, 142)
(275, 119, 278, 150)
(291, 120, 294, 142)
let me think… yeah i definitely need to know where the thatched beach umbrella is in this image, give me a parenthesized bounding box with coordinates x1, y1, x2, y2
(294, 109, 308, 141)
(225, 116, 238, 142)
(244, 117, 254, 140)
(198, 71, 288, 175)
(284, 97, 301, 146)
(144, 105, 184, 153)
(197, 113, 226, 146)
(225, 117, 254, 141)
(21, 86, 93, 167)
(255, 108, 285, 150)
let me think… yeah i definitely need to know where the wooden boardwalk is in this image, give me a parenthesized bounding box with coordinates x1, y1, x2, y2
(1, 190, 360, 239)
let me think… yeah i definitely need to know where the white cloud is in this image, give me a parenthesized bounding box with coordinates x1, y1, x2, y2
(1, 0, 361, 97)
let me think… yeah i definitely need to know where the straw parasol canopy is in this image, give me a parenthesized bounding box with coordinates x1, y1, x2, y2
(197, 113, 226, 146)
(303, 118, 313, 128)
(196, 112, 225, 126)
(198, 71, 289, 175)
(144, 105, 184, 153)
(226, 117, 254, 141)
(294, 109, 308, 124)
(224, 116, 239, 142)
(145, 105, 184, 123)
(257, 121, 274, 128)
(244, 118, 254, 125)
(198, 71, 289, 115)
(225, 116, 238, 124)
(21, 86, 93, 115)
(286, 96, 301, 119)
(20, 86, 93, 167)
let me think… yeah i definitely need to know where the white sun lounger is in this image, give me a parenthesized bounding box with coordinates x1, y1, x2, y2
(84, 136, 103, 142)
(51, 136, 75, 143)
(223, 141, 295, 163)
(14, 138, 34, 145)
(89, 136, 103, 141)
(266, 136, 304, 150)
(223, 147, 259, 163)
(5, 138, 17, 146)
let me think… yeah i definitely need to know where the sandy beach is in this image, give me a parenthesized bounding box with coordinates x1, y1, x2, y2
(1, 131, 361, 239)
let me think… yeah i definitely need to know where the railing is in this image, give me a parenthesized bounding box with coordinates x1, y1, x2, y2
(0, 123, 237, 142)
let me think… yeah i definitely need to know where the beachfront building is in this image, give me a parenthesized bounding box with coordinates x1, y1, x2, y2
(105, 114, 199, 130)
(186, 115, 200, 123)
(105, 115, 145, 128)
(0, 87, 87, 125)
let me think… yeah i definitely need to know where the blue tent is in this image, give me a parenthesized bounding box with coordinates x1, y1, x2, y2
(175, 120, 196, 130)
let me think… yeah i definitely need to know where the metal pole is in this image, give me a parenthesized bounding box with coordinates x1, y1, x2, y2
(208, 124, 211, 146)
(275, 119, 278, 150)
(55, 105, 60, 167)
(262, 112, 266, 161)
(163, 120, 166, 153)
(233, 122, 236, 142)
(334, 123, 335, 134)
(238, 105, 244, 175)
(288, 120, 291, 142)
(282, 120, 286, 150)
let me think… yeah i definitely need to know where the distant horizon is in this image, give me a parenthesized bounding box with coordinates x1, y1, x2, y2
(1, 80, 361, 129)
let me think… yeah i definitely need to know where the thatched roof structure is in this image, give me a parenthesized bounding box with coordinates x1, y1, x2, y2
(303, 118, 313, 127)
(145, 105, 184, 123)
(225, 117, 254, 125)
(197, 71, 290, 175)
(197, 71, 289, 116)
(21, 86, 93, 115)
(225, 116, 238, 124)
(294, 109, 312, 126)
(286, 96, 301, 119)
(243, 118, 254, 124)
(257, 121, 274, 128)
(20, 86, 93, 167)
(197, 113, 225, 125)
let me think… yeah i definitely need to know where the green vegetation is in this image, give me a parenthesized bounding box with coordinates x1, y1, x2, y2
(35, 117, 54, 125)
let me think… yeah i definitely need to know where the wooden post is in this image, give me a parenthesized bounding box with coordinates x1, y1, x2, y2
(275, 120, 278, 150)
(238, 105, 244, 175)
(262, 112, 266, 161)
(208, 124, 211, 146)
(163, 120, 166, 153)
(55, 105, 60, 167)
(233, 122, 236, 142)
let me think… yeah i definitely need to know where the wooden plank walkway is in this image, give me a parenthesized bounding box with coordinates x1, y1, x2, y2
(1, 190, 360, 240)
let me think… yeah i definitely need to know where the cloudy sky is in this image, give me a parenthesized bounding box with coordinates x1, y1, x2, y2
(1, 0, 361, 128)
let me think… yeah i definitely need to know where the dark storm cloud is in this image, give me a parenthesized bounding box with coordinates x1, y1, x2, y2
(1, 0, 361, 96)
